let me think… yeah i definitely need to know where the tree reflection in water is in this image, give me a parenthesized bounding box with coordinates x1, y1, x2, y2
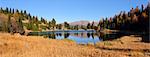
(91, 33, 94, 39)
(96, 32, 126, 41)
(64, 32, 70, 38)
(87, 33, 90, 38)
(58, 33, 62, 36)
(56, 33, 59, 36)
(81, 33, 83, 37)
(48, 32, 56, 39)
(74, 33, 78, 36)
(29, 31, 122, 43)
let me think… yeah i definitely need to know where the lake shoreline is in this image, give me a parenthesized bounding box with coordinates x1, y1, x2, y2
(0, 32, 149, 57)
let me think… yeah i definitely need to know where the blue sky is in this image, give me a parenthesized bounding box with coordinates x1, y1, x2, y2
(0, 0, 149, 23)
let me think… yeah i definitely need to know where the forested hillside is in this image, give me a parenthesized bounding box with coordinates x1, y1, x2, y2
(97, 4, 149, 32)
(0, 7, 58, 34)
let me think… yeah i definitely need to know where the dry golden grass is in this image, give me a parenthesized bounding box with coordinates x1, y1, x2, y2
(0, 33, 149, 57)
(96, 36, 150, 57)
(96, 36, 150, 50)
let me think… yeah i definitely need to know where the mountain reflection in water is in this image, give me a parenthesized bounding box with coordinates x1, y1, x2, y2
(27, 30, 121, 44)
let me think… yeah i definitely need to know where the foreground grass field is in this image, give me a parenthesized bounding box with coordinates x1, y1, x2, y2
(0, 33, 149, 57)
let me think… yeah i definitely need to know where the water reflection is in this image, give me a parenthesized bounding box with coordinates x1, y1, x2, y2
(27, 30, 122, 44)
(87, 33, 90, 38)
(64, 33, 70, 38)
(48, 32, 56, 39)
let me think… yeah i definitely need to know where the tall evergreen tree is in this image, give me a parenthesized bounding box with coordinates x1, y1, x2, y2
(17, 17, 25, 35)
(28, 13, 31, 20)
(91, 21, 94, 29)
(16, 9, 19, 13)
(0, 7, 3, 12)
(7, 15, 12, 33)
(64, 22, 69, 29)
(20, 10, 23, 14)
(87, 23, 91, 29)
(74, 25, 79, 30)
(12, 8, 15, 14)
(5, 7, 9, 13)
(24, 10, 27, 14)
(51, 18, 56, 30)
(58, 24, 62, 30)
(48, 21, 52, 29)
(9, 8, 11, 13)
(41, 17, 46, 24)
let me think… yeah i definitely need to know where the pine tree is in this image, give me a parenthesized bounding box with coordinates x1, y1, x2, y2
(48, 21, 52, 29)
(9, 8, 12, 13)
(20, 10, 23, 14)
(17, 17, 25, 35)
(0, 7, 3, 13)
(87, 23, 91, 29)
(91, 21, 94, 29)
(141, 4, 144, 12)
(32, 16, 35, 23)
(24, 10, 27, 14)
(35, 16, 38, 23)
(74, 25, 79, 30)
(51, 18, 56, 30)
(16, 9, 19, 13)
(28, 13, 31, 20)
(7, 15, 12, 33)
(41, 17, 46, 24)
(58, 24, 62, 30)
(6, 7, 9, 13)
(12, 8, 14, 14)
(64, 22, 69, 29)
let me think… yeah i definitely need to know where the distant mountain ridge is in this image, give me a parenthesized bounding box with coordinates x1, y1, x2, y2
(68, 20, 99, 26)
(69, 20, 89, 26)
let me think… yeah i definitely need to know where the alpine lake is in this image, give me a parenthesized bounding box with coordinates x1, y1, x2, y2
(27, 30, 122, 45)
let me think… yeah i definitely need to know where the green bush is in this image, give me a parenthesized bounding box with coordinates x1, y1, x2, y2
(40, 25, 47, 30)
(25, 23, 39, 31)
(32, 24, 39, 31)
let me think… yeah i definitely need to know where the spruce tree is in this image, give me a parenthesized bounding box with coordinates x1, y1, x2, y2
(12, 8, 14, 14)
(16, 9, 19, 13)
(64, 22, 69, 29)
(51, 18, 56, 30)
(28, 13, 31, 20)
(9, 8, 11, 13)
(87, 23, 91, 29)
(7, 15, 12, 33)
(48, 21, 52, 29)
(20, 10, 23, 14)
(17, 17, 25, 35)
(91, 21, 94, 29)
(24, 10, 27, 14)
(0, 7, 3, 13)
(6, 7, 8, 13)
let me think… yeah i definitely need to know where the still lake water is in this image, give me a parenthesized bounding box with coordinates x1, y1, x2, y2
(28, 30, 118, 44)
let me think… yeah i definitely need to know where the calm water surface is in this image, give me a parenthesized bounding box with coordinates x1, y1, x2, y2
(28, 30, 119, 44)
